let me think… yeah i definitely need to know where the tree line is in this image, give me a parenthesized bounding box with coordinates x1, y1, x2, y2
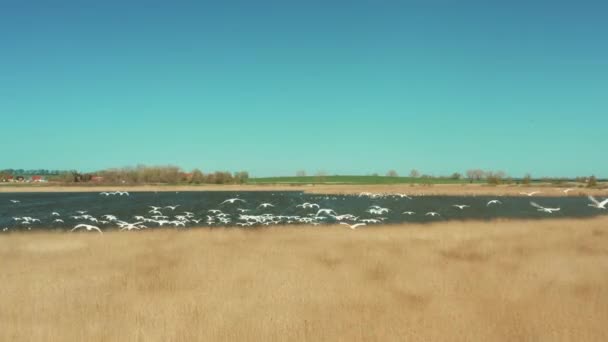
(1, 166, 601, 187)
(46, 165, 249, 185)
(310, 168, 601, 187)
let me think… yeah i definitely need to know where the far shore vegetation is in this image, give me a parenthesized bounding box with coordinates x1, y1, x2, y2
(0, 166, 604, 188)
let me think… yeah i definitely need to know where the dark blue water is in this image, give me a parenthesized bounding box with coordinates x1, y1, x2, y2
(0, 191, 606, 232)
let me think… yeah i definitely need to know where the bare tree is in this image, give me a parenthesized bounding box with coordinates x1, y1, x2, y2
(315, 170, 328, 183)
(296, 170, 307, 177)
(409, 169, 420, 178)
(386, 170, 399, 177)
(466, 169, 485, 182)
(233, 171, 249, 184)
(54, 165, 252, 185)
(588, 175, 598, 187)
(191, 169, 204, 184)
(486, 170, 506, 185)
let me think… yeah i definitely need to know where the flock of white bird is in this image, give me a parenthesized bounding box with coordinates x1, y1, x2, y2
(2, 190, 607, 234)
(99, 191, 130, 196)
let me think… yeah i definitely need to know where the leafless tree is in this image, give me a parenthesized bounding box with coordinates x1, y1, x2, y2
(75, 165, 249, 185)
(386, 170, 399, 177)
(588, 175, 598, 187)
(450, 172, 462, 180)
(191, 169, 204, 184)
(234, 171, 249, 184)
(486, 170, 507, 185)
(466, 169, 485, 182)
(315, 170, 328, 183)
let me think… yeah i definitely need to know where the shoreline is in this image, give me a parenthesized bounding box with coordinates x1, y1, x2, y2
(1, 183, 607, 196)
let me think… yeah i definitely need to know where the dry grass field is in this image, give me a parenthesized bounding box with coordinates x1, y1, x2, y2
(2, 217, 608, 341)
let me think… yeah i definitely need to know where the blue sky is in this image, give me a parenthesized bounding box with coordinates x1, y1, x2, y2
(1, 1, 606, 177)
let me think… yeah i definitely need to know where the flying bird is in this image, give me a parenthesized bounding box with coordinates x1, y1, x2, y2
(402, 211, 416, 215)
(316, 209, 337, 217)
(367, 206, 389, 215)
(340, 222, 366, 229)
(9, 200, 20, 203)
(452, 204, 470, 210)
(520, 191, 541, 197)
(487, 200, 502, 206)
(71, 224, 103, 234)
(425, 212, 440, 217)
(530, 201, 560, 213)
(118, 222, 143, 231)
(587, 196, 608, 209)
(258, 203, 274, 208)
(296, 203, 320, 209)
(221, 198, 246, 205)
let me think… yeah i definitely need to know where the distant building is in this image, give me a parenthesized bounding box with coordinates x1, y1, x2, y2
(16, 176, 25, 182)
(31, 175, 45, 182)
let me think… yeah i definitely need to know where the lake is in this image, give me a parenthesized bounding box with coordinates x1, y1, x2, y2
(1, 191, 606, 232)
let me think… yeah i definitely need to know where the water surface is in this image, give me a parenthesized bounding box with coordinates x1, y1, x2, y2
(1, 191, 605, 232)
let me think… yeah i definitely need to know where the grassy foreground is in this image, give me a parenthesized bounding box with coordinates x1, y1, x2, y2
(2, 218, 608, 341)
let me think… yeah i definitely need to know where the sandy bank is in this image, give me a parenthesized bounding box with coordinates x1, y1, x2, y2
(1, 183, 606, 197)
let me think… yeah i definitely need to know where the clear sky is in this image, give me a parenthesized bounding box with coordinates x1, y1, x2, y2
(1, 1, 606, 177)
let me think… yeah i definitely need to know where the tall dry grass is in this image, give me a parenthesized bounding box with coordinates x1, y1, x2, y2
(1, 218, 608, 341)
